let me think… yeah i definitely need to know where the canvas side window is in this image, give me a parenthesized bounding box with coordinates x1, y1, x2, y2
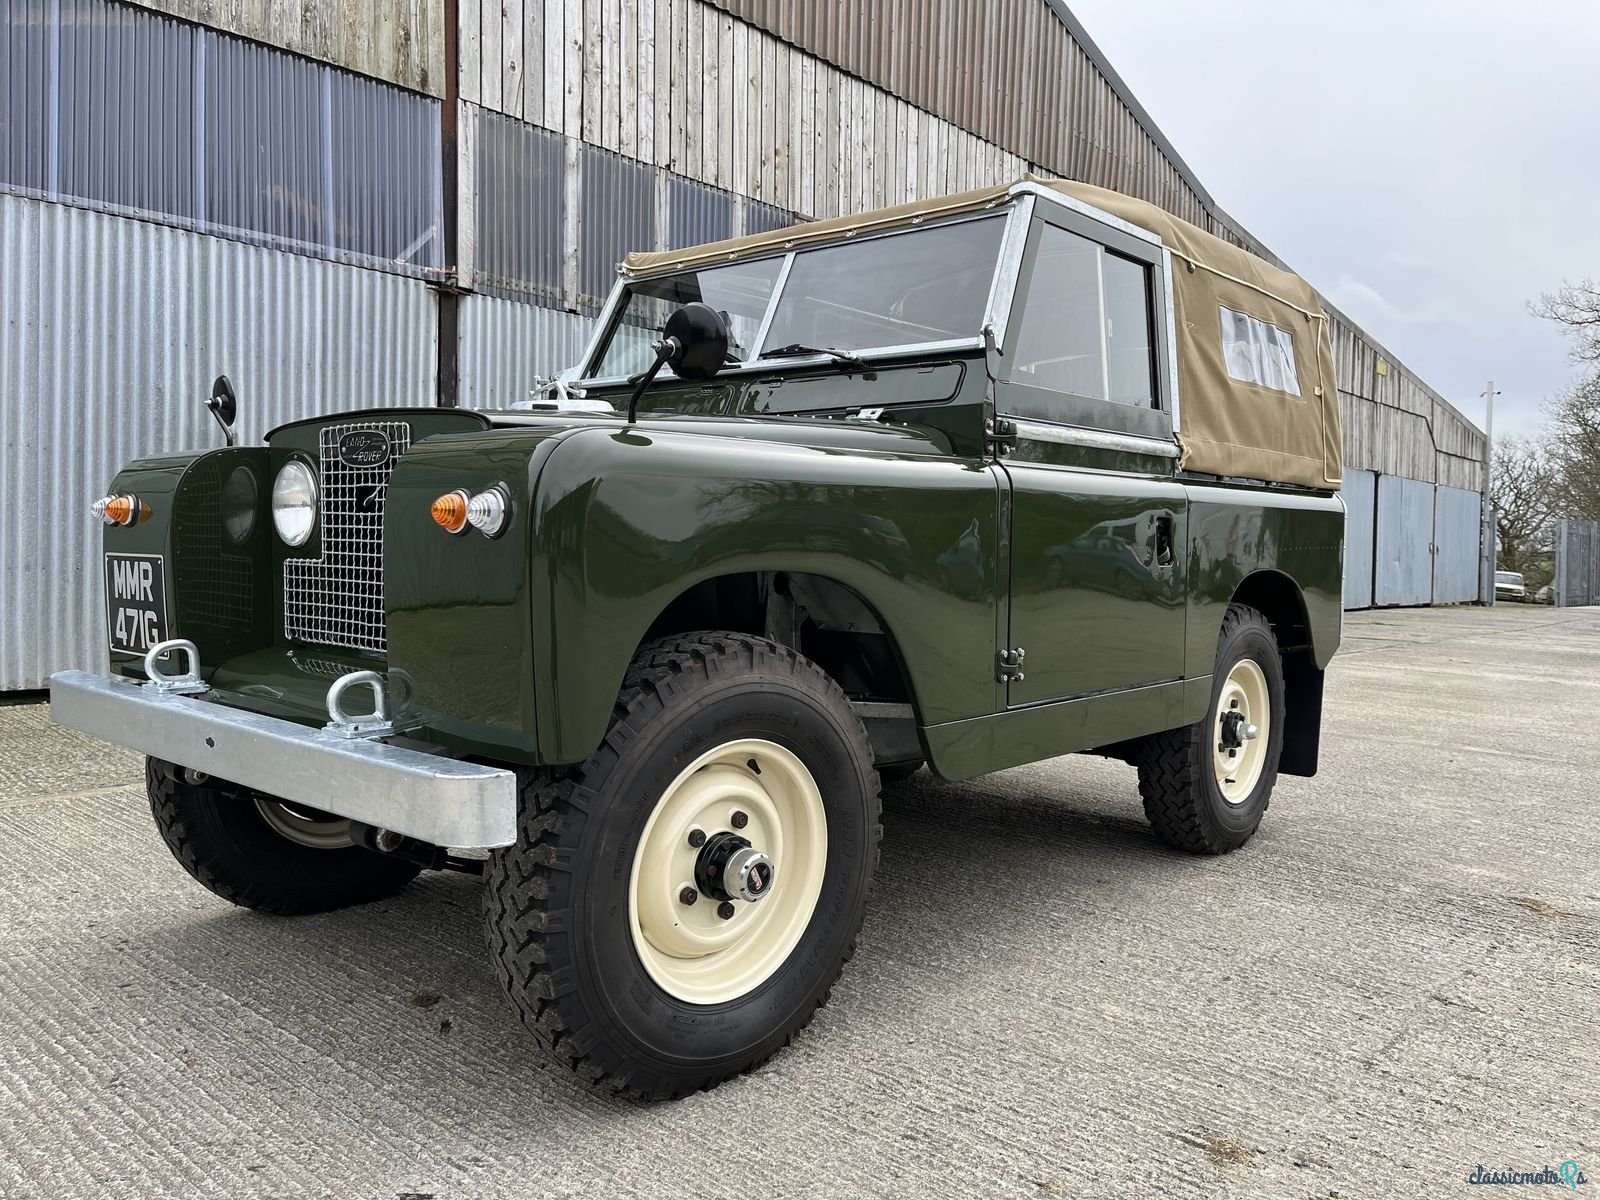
(1010, 225, 1157, 409)
(1220, 306, 1301, 396)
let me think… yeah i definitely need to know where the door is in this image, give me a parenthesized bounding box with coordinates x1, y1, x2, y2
(1004, 458, 1188, 704)
(1432, 485, 1482, 605)
(996, 211, 1188, 706)
(1374, 474, 1434, 606)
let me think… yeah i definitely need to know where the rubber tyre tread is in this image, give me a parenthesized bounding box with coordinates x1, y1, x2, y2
(1135, 604, 1284, 855)
(481, 631, 882, 1101)
(147, 758, 421, 915)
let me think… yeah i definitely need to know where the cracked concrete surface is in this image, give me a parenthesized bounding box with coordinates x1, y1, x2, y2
(0, 606, 1595, 1199)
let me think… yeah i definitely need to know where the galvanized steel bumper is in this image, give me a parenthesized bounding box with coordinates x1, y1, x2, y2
(48, 670, 518, 849)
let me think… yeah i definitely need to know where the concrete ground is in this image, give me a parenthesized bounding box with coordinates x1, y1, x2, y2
(0, 606, 1595, 1200)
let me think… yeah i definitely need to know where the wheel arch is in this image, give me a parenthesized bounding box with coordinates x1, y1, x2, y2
(1226, 569, 1323, 778)
(638, 568, 922, 710)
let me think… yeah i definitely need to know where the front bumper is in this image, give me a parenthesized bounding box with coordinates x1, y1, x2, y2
(49, 670, 518, 849)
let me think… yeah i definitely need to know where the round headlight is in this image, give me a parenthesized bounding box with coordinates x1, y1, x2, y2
(221, 465, 258, 545)
(271, 461, 318, 547)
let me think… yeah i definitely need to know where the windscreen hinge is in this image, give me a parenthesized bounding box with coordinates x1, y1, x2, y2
(985, 417, 1018, 458)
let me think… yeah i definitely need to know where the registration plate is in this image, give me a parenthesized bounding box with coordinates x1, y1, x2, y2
(104, 553, 169, 656)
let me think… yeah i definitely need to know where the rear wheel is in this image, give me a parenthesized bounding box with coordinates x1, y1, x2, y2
(483, 632, 881, 1099)
(1135, 604, 1285, 854)
(146, 758, 421, 914)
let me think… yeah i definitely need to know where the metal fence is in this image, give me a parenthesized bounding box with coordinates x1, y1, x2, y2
(1554, 520, 1600, 608)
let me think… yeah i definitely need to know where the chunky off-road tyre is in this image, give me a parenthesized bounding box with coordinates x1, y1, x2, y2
(147, 758, 421, 914)
(483, 632, 881, 1100)
(1135, 604, 1285, 855)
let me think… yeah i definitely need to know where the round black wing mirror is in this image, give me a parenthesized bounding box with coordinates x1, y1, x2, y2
(663, 302, 730, 381)
(626, 302, 730, 423)
(206, 374, 238, 447)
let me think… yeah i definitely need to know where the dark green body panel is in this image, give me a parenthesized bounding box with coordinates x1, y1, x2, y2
(527, 424, 1004, 764)
(94, 400, 1343, 783)
(1181, 482, 1345, 676)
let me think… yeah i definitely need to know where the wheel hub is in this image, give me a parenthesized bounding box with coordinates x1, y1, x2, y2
(693, 832, 776, 903)
(628, 738, 827, 1005)
(1212, 659, 1270, 805)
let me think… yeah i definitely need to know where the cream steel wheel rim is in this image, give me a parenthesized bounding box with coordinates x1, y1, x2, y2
(253, 797, 356, 849)
(629, 739, 828, 1005)
(1214, 658, 1269, 804)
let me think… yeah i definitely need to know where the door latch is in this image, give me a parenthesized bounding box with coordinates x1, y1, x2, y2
(985, 417, 1018, 458)
(997, 647, 1026, 683)
(1154, 515, 1175, 568)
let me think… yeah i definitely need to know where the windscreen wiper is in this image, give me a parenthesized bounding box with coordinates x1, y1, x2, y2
(762, 343, 870, 372)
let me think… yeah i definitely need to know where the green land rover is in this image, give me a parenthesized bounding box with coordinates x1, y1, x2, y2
(52, 178, 1345, 1098)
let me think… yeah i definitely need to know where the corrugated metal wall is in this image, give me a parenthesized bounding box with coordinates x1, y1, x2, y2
(1555, 520, 1600, 608)
(1341, 469, 1376, 611)
(1373, 476, 1437, 608)
(1432, 486, 1482, 605)
(456, 296, 593, 409)
(0, 191, 436, 689)
(3, 0, 445, 280)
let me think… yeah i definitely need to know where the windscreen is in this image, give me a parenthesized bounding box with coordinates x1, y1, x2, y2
(591, 257, 784, 379)
(759, 216, 1006, 354)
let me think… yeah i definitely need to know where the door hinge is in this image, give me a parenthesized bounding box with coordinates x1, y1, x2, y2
(997, 647, 1026, 683)
(985, 417, 1018, 458)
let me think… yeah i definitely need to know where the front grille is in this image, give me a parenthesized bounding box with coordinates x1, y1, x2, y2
(283, 420, 411, 652)
(174, 458, 253, 631)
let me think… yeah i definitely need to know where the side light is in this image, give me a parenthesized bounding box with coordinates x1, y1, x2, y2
(431, 490, 469, 534)
(431, 486, 510, 538)
(93, 494, 150, 525)
(465, 487, 510, 538)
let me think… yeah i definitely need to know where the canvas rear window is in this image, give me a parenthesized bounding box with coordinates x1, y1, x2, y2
(1220, 305, 1300, 396)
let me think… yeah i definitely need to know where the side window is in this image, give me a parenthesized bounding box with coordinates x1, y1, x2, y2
(1010, 225, 1156, 408)
(1103, 253, 1156, 407)
(1220, 305, 1301, 396)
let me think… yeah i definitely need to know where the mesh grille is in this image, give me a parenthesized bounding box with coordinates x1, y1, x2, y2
(283, 421, 411, 652)
(174, 458, 253, 631)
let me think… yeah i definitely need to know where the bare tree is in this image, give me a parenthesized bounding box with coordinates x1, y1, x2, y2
(1545, 375, 1600, 523)
(1534, 279, 1600, 364)
(1491, 437, 1558, 578)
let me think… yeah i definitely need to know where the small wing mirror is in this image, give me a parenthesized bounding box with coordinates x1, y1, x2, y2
(206, 374, 238, 447)
(626, 302, 730, 424)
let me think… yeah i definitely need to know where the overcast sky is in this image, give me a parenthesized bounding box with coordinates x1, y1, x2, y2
(1069, 0, 1600, 436)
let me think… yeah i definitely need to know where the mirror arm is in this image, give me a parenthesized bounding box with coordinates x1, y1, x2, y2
(205, 396, 237, 447)
(626, 337, 681, 425)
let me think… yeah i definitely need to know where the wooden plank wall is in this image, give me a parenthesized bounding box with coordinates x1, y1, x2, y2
(457, 0, 1030, 221)
(700, 0, 1218, 236)
(1333, 312, 1485, 491)
(125, 0, 448, 96)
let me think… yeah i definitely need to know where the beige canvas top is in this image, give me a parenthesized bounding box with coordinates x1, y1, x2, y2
(622, 177, 1342, 490)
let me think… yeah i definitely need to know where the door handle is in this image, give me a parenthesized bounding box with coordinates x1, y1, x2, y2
(1155, 515, 1175, 568)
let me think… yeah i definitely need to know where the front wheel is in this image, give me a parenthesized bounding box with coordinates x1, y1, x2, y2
(482, 632, 881, 1099)
(146, 758, 421, 914)
(1135, 603, 1285, 854)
